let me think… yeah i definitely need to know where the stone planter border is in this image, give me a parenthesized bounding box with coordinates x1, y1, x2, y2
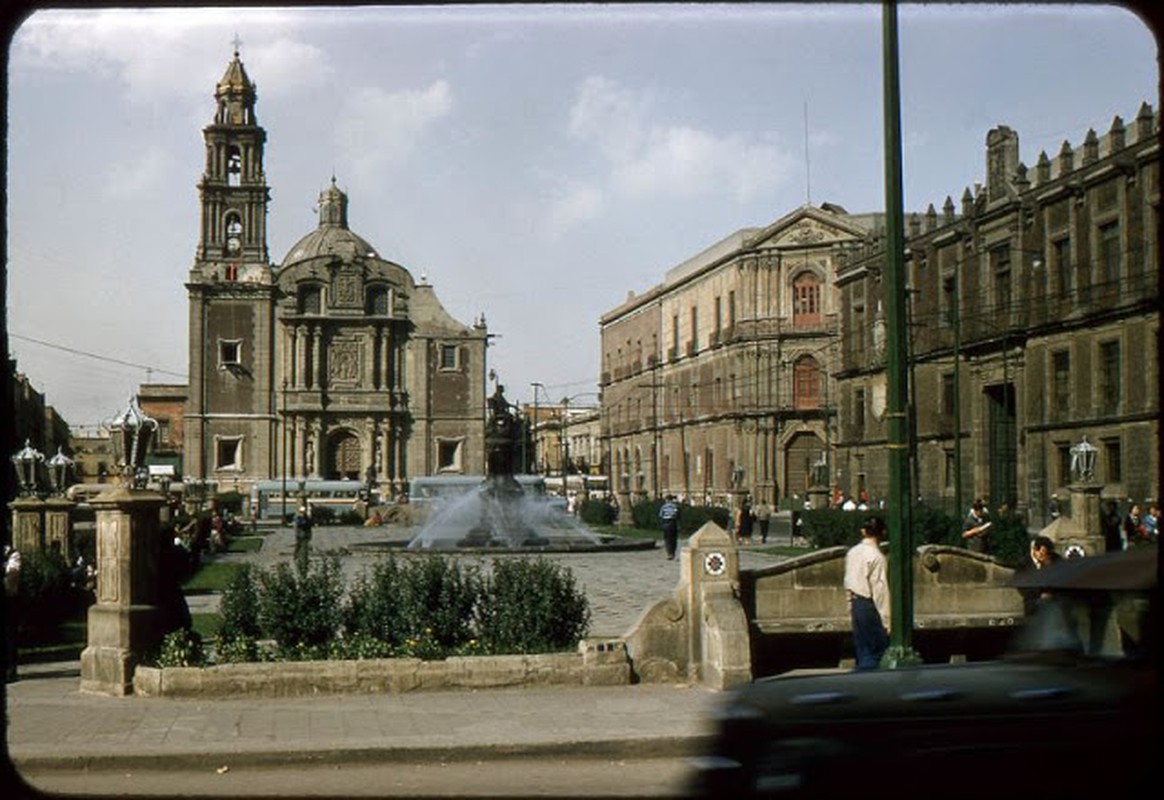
(133, 639, 630, 697)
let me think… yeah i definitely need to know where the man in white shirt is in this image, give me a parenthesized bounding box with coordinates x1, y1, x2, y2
(843, 516, 890, 670)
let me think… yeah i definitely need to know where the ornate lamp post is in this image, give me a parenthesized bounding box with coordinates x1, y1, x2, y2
(1070, 436, 1098, 484)
(47, 447, 74, 497)
(107, 395, 158, 490)
(81, 395, 167, 696)
(11, 440, 44, 497)
(45, 447, 77, 560)
(9, 441, 46, 554)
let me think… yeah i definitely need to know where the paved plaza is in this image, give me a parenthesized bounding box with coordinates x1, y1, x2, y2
(190, 521, 793, 638)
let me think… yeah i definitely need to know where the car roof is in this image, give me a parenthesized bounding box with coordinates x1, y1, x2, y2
(1011, 544, 1158, 591)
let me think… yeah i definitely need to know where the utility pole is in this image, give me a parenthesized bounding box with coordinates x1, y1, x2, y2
(531, 382, 544, 475)
(881, 1, 919, 667)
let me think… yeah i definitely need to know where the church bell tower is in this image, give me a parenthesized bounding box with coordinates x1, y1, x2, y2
(185, 46, 277, 485)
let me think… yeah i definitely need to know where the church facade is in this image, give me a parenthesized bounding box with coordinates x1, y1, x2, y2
(182, 51, 487, 499)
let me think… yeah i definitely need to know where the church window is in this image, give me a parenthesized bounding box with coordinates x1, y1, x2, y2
(227, 147, 242, 187)
(299, 286, 322, 314)
(440, 344, 460, 371)
(793, 354, 822, 409)
(792, 273, 822, 326)
(215, 437, 243, 471)
(219, 339, 242, 368)
(366, 286, 391, 315)
(437, 439, 463, 472)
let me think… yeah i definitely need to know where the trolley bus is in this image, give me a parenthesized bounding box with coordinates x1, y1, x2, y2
(249, 479, 376, 521)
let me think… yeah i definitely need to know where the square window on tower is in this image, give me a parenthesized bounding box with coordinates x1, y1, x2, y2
(220, 339, 242, 368)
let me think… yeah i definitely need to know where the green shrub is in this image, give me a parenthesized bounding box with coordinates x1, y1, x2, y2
(338, 509, 364, 526)
(395, 556, 480, 649)
(988, 510, 1031, 567)
(154, 628, 206, 667)
(14, 549, 76, 643)
(475, 557, 590, 654)
(344, 557, 409, 646)
(578, 498, 616, 526)
(257, 555, 346, 659)
(217, 563, 261, 642)
(799, 509, 865, 548)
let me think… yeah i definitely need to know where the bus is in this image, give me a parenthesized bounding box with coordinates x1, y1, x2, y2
(249, 479, 377, 521)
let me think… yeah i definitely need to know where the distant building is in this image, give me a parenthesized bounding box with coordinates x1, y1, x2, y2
(600, 204, 878, 507)
(600, 104, 1160, 519)
(834, 104, 1160, 522)
(182, 50, 487, 500)
(137, 383, 187, 478)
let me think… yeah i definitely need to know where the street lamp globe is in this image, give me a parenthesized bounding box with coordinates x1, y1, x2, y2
(108, 395, 158, 489)
(1069, 435, 1098, 484)
(47, 447, 75, 496)
(11, 440, 44, 497)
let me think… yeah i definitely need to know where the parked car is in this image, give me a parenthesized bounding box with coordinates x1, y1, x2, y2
(687, 545, 1158, 799)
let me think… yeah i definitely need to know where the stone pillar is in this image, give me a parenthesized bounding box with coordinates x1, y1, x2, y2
(80, 486, 166, 696)
(683, 523, 752, 689)
(1058, 483, 1105, 557)
(43, 497, 74, 563)
(8, 497, 44, 555)
(807, 486, 830, 510)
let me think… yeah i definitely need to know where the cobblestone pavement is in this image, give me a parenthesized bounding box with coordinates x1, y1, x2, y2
(190, 523, 791, 638)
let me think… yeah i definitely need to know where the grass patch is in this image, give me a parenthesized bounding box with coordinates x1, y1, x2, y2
(183, 561, 246, 594)
(191, 612, 220, 641)
(226, 536, 264, 554)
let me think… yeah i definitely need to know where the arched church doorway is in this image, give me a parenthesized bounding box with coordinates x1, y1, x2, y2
(327, 430, 362, 480)
(784, 431, 824, 500)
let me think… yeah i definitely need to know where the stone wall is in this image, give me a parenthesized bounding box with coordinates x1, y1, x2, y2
(133, 639, 630, 698)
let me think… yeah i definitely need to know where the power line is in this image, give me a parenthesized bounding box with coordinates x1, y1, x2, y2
(8, 333, 186, 379)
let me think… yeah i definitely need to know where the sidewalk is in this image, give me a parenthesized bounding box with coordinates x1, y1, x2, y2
(5, 660, 721, 773)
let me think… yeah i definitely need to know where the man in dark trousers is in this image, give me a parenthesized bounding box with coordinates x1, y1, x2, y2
(658, 496, 680, 560)
(844, 516, 890, 670)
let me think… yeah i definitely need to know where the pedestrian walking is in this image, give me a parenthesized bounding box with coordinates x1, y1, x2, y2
(294, 505, 313, 567)
(753, 500, 773, 544)
(658, 495, 680, 560)
(735, 497, 754, 545)
(5, 545, 22, 682)
(844, 516, 890, 671)
(962, 498, 992, 553)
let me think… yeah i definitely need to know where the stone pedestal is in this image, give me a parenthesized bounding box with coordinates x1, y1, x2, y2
(683, 523, 751, 689)
(80, 486, 166, 696)
(1038, 483, 1106, 559)
(43, 498, 75, 562)
(8, 497, 45, 554)
(807, 486, 830, 510)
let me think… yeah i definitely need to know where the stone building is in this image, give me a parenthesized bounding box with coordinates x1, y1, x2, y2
(833, 103, 1160, 522)
(600, 204, 881, 508)
(183, 50, 487, 500)
(137, 383, 187, 478)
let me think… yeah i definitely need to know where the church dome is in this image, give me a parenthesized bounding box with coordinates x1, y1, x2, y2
(281, 178, 381, 266)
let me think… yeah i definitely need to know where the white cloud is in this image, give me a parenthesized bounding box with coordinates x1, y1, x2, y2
(334, 81, 454, 178)
(11, 8, 325, 103)
(561, 75, 796, 224)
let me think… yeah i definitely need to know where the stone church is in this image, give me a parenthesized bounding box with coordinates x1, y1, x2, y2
(182, 50, 487, 500)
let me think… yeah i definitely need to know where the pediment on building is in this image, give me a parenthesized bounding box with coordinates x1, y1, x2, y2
(745, 205, 869, 250)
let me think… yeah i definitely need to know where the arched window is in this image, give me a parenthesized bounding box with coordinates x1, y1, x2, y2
(792, 272, 822, 327)
(227, 146, 242, 187)
(366, 286, 391, 315)
(299, 285, 322, 314)
(793, 355, 822, 409)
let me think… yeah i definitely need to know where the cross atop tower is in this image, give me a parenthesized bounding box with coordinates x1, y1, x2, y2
(231, 33, 243, 56)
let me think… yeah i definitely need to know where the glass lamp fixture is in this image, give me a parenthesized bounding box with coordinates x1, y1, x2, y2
(108, 395, 158, 489)
(11, 440, 44, 497)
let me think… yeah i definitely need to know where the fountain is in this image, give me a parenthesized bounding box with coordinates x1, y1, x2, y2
(404, 384, 648, 552)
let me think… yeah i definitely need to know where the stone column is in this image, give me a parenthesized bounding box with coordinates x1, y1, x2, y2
(43, 497, 74, 563)
(8, 497, 45, 555)
(616, 488, 634, 527)
(80, 486, 166, 696)
(683, 523, 752, 689)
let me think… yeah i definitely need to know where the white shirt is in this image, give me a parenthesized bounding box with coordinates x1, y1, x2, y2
(844, 538, 890, 627)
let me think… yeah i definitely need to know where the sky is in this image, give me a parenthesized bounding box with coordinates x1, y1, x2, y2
(5, 3, 1158, 429)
